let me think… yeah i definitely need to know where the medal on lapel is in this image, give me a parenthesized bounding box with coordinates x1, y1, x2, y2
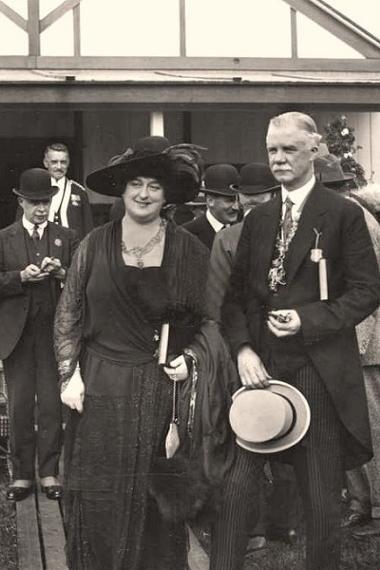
(311, 229, 328, 300)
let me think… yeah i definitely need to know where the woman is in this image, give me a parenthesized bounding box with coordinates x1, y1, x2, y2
(54, 136, 236, 570)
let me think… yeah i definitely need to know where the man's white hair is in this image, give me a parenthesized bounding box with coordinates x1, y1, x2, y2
(268, 112, 322, 146)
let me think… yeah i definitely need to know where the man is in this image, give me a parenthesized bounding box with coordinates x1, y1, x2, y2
(314, 158, 380, 539)
(0, 168, 78, 501)
(207, 162, 300, 553)
(44, 142, 93, 240)
(211, 112, 380, 569)
(183, 163, 240, 250)
(207, 162, 276, 322)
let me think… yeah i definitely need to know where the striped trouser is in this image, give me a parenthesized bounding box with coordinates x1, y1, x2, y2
(210, 361, 343, 570)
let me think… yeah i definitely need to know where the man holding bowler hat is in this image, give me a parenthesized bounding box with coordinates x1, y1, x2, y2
(211, 112, 380, 569)
(0, 168, 78, 501)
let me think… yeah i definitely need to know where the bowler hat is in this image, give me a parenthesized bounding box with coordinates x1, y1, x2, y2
(314, 154, 355, 188)
(13, 168, 58, 200)
(229, 380, 311, 454)
(86, 136, 204, 204)
(239, 162, 276, 195)
(203, 164, 240, 197)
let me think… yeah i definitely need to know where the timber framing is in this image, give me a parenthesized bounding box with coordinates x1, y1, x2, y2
(1, 56, 380, 73)
(1, 81, 380, 109)
(0, 0, 380, 72)
(283, 0, 380, 58)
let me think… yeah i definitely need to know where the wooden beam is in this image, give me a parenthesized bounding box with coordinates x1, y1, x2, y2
(16, 492, 43, 570)
(282, 0, 380, 58)
(38, 491, 67, 570)
(2, 55, 380, 72)
(0, 55, 378, 72)
(179, 0, 186, 57)
(290, 8, 298, 59)
(27, 0, 40, 56)
(1, 83, 380, 108)
(40, 0, 81, 33)
(73, 3, 81, 56)
(0, 1, 27, 31)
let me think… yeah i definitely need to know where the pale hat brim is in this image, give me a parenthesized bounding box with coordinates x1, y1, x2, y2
(230, 380, 311, 454)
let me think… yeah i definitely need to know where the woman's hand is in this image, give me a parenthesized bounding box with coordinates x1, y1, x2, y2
(163, 354, 189, 382)
(61, 368, 85, 413)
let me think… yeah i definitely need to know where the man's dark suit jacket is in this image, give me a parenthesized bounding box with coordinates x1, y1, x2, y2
(223, 182, 380, 470)
(183, 213, 216, 250)
(0, 220, 78, 360)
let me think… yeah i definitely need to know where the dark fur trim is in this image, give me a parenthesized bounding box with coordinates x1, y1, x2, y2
(148, 454, 219, 524)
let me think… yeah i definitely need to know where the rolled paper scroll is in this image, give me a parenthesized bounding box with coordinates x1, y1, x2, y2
(319, 258, 328, 300)
(158, 322, 170, 365)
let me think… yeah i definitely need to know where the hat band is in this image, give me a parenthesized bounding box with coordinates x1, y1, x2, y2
(269, 396, 297, 442)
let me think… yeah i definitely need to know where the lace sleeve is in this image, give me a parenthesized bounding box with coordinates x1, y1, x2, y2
(54, 233, 91, 384)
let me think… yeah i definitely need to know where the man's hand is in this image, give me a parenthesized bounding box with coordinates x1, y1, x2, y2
(163, 354, 189, 382)
(20, 264, 49, 282)
(237, 345, 271, 388)
(61, 369, 85, 413)
(40, 257, 65, 279)
(267, 309, 301, 337)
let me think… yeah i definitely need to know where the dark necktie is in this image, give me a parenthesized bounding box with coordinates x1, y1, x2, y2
(31, 224, 40, 243)
(282, 197, 294, 242)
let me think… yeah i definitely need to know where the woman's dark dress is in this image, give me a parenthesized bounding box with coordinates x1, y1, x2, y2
(58, 222, 203, 570)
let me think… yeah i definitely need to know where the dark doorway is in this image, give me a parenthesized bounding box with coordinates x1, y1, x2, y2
(0, 137, 79, 229)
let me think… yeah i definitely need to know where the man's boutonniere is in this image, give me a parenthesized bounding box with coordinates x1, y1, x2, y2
(311, 229, 328, 300)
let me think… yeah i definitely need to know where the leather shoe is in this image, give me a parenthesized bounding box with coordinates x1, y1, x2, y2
(341, 511, 371, 529)
(41, 484, 62, 500)
(352, 520, 380, 538)
(6, 484, 33, 502)
(267, 528, 298, 545)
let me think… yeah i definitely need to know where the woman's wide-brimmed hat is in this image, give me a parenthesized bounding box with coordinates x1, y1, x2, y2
(86, 135, 205, 204)
(238, 162, 277, 195)
(13, 168, 58, 200)
(229, 380, 311, 454)
(203, 164, 240, 197)
(314, 154, 355, 188)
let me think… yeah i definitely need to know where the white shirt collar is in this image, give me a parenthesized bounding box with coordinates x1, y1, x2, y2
(51, 176, 66, 192)
(22, 215, 48, 237)
(206, 209, 227, 233)
(281, 175, 315, 218)
(49, 176, 70, 227)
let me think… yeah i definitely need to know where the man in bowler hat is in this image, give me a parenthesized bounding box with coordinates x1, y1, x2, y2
(0, 168, 78, 501)
(183, 163, 240, 250)
(211, 112, 380, 569)
(207, 162, 276, 322)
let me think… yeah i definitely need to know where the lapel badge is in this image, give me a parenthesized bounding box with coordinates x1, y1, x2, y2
(71, 193, 81, 206)
(54, 238, 62, 247)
